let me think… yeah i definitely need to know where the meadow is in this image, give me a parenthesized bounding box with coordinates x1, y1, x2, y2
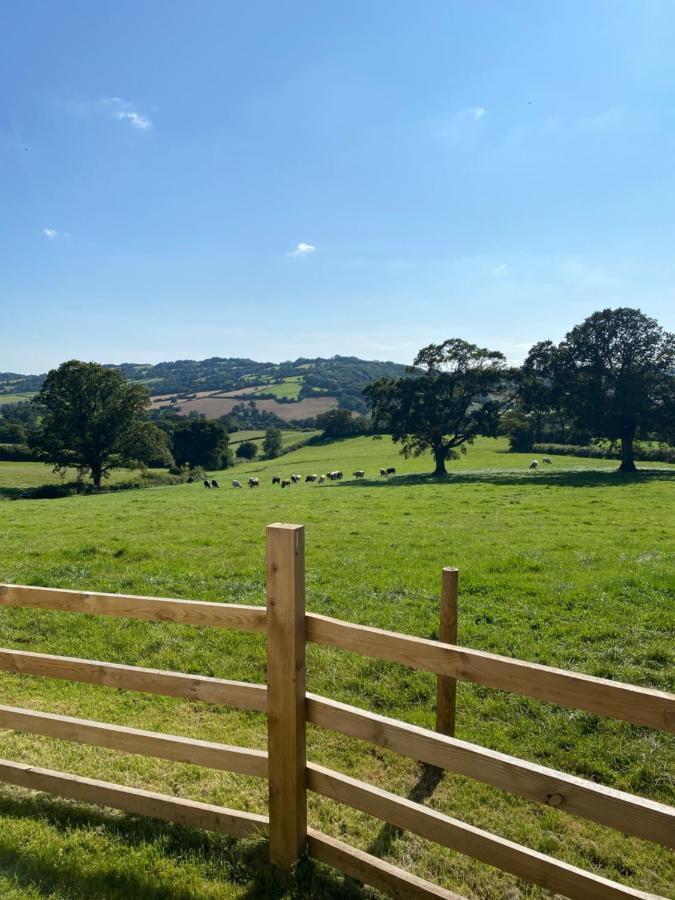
(0, 437, 672, 898)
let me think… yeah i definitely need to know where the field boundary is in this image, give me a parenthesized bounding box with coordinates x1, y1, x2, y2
(0, 523, 673, 898)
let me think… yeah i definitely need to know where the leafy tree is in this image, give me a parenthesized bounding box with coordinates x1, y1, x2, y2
(262, 427, 283, 459)
(315, 408, 369, 440)
(29, 360, 153, 486)
(235, 440, 258, 460)
(169, 418, 231, 469)
(364, 339, 513, 476)
(522, 308, 675, 472)
(0, 420, 26, 444)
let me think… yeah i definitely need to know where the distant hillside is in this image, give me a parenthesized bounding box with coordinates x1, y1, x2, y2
(0, 356, 407, 417)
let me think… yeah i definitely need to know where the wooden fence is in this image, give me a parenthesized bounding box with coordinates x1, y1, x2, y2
(0, 522, 673, 899)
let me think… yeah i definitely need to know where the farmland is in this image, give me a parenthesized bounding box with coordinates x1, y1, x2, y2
(0, 437, 672, 898)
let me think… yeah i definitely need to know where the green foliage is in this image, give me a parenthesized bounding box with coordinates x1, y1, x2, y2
(365, 338, 513, 475)
(235, 440, 258, 460)
(262, 427, 283, 458)
(315, 408, 369, 440)
(29, 361, 153, 486)
(522, 308, 675, 472)
(533, 442, 675, 464)
(168, 418, 231, 470)
(0, 421, 26, 444)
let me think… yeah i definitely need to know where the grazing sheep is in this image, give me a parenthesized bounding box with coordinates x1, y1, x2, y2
(336, 470, 343, 480)
(353, 470, 365, 478)
(248, 477, 259, 488)
(203, 480, 211, 488)
(291, 474, 301, 484)
(542, 457, 552, 465)
(211, 479, 219, 488)
(281, 479, 291, 488)
(272, 476, 281, 485)
(305, 474, 318, 482)
(379, 468, 387, 477)
(231, 480, 242, 489)
(327, 470, 343, 481)
(386, 467, 396, 475)
(529, 460, 538, 470)
(318, 475, 325, 483)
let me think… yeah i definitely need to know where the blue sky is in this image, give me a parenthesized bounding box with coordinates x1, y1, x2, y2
(2, 1, 675, 373)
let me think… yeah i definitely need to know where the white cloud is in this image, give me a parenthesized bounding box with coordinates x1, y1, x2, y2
(472, 106, 486, 119)
(438, 106, 488, 145)
(492, 263, 508, 276)
(101, 97, 152, 130)
(43, 228, 71, 240)
(288, 242, 316, 257)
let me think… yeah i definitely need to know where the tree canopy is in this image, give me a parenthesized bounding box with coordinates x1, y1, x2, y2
(521, 308, 675, 472)
(168, 417, 231, 469)
(30, 360, 166, 485)
(364, 339, 513, 476)
(262, 427, 283, 459)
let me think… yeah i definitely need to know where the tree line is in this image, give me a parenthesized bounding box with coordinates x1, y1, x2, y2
(13, 307, 674, 484)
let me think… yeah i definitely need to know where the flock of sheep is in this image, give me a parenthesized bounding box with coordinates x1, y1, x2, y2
(224, 467, 397, 489)
(202, 460, 551, 489)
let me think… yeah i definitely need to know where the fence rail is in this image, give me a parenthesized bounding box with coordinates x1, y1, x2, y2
(0, 521, 672, 900)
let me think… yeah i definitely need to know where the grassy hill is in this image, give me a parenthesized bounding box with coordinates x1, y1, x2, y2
(0, 356, 408, 417)
(0, 438, 672, 897)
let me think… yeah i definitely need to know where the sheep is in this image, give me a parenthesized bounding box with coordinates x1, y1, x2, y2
(248, 477, 259, 488)
(290, 474, 301, 484)
(318, 475, 325, 483)
(211, 479, 219, 488)
(281, 479, 291, 488)
(386, 467, 396, 475)
(203, 480, 211, 488)
(542, 457, 552, 465)
(379, 468, 387, 477)
(272, 476, 281, 485)
(305, 474, 318, 482)
(231, 480, 242, 488)
(335, 470, 343, 480)
(529, 460, 538, 470)
(353, 470, 365, 478)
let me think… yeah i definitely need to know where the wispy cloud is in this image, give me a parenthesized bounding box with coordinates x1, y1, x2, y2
(288, 242, 316, 257)
(492, 263, 508, 276)
(101, 97, 152, 130)
(437, 106, 488, 146)
(43, 228, 71, 240)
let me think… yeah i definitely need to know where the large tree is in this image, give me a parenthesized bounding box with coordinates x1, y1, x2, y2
(30, 360, 157, 486)
(169, 417, 230, 469)
(364, 339, 513, 476)
(522, 308, 675, 473)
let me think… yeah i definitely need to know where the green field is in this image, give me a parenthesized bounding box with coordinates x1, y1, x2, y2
(0, 438, 673, 898)
(0, 393, 35, 405)
(261, 376, 304, 400)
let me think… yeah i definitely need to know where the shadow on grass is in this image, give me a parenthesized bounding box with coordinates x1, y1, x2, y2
(331, 468, 675, 490)
(0, 789, 371, 899)
(366, 763, 443, 861)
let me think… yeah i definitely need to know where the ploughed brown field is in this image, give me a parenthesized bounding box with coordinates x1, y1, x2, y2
(149, 393, 338, 420)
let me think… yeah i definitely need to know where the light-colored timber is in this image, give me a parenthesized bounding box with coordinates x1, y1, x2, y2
(307, 828, 466, 900)
(0, 758, 268, 837)
(306, 613, 675, 732)
(306, 763, 660, 900)
(266, 524, 307, 869)
(0, 584, 266, 632)
(0, 704, 268, 777)
(306, 693, 674, 848)
(0, 647, 267, 711)
(436, 566, 459, 737)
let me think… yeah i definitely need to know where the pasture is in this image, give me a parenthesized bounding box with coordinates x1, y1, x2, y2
(0, 437, 672, 898)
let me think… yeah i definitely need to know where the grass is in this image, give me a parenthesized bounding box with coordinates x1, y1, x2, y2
(0, 393, 35, 405)
(261, 376, 304, 400)
(0, 437, 672, 897)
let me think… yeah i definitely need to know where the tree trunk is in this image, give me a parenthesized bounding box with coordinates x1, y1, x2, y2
(432, 445, 447, 477)
(91, 462, 102, 487)
(618, 430, 637, 473)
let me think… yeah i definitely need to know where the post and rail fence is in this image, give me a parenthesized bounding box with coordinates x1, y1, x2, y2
(0, 523, 672, 899)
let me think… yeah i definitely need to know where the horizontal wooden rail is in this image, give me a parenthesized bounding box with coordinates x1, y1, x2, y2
(0, 704, 268, 777)
(306, 613, 675, 732)
(306, 763, 658, 900)
(0, 647, 267, 711)
(0, 584, 267, 632)
(306, 694, 674, 848)
(307, 828, 466, 900)
(0, 758, 268, 837)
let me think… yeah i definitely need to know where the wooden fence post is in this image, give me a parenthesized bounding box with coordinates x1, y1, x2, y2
(436, 566, 458, 737)
(266, 523, 307, 870)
